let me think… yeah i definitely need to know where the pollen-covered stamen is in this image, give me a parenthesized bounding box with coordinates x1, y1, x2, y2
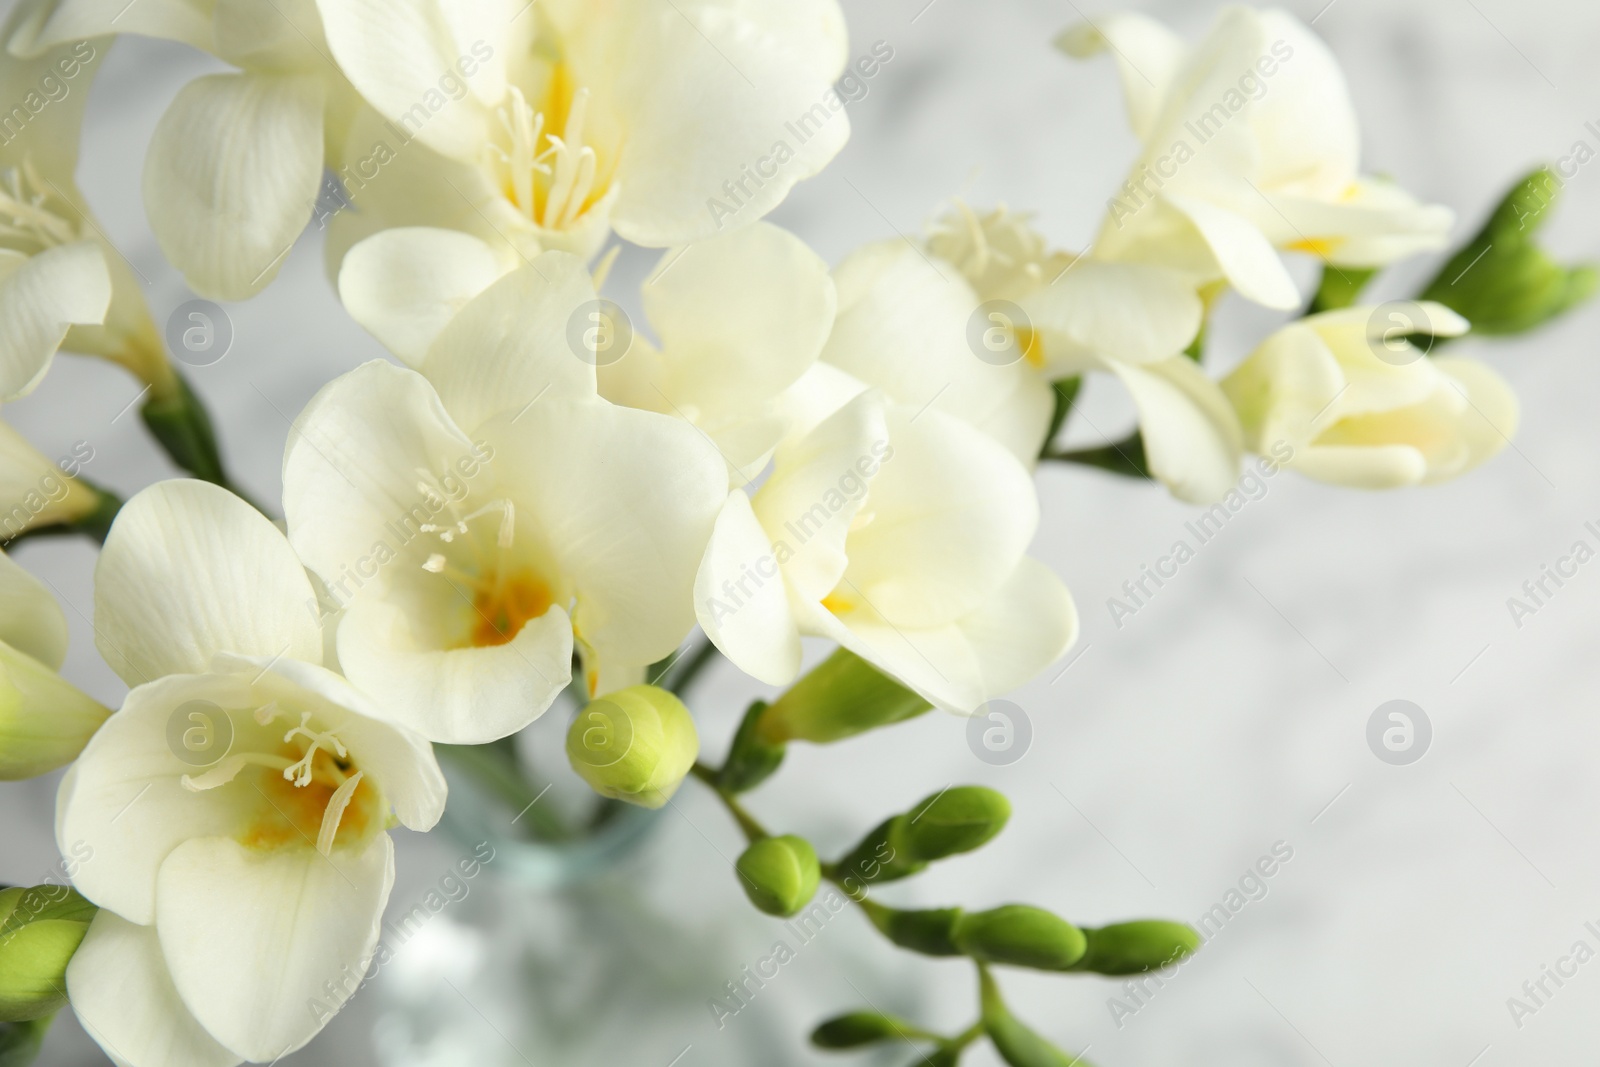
(282, 712, 349, 788)
(0, 158, 78, 251)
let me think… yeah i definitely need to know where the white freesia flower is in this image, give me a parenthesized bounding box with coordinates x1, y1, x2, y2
(1222, 303, 1519, 487)
(696, 386, 1078, 712)
(285, 251, 727, 743)
(13, 0, 350, 299)
(823, 205, 1242, 503)
(0, 414, 100, 539)
(0, 547, 109, 778)
(313, 0, 850, 270)
(59, 479, 446, 1066)
(1060, 6, 1453, 309)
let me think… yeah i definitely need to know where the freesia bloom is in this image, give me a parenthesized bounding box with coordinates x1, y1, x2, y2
(60, 479, 446, 1066)
(285, 251, 727, 743)
(313, 0, 851, 270)
(0, 415, 100, 541)
(1222, 303, 1518, 487)
(12, 0, 352, 299)
(823, 205, 1242, 503)
(696, 386, 1078, 712)
(1060, 7, 1453, 309)
(0, 547, 109, 778)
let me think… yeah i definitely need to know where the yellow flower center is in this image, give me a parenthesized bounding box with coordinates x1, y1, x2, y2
(489, 64, 612, 233)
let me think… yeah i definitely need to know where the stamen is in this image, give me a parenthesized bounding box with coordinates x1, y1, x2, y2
(316, 771, 364, 856)
(282, 713, 348, 788)
(0, 159, 77, 250)
(181, 752, 295, 792)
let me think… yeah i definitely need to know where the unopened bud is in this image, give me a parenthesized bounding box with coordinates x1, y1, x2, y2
(0, 644, 110, 781)
(810, 1011, 907, 1049)
(758, 650, 930, 744)
(954, 905, 1087, 972)
(862, 901, 963, 957)
(715, 700, 785, 794)
(833, 817, 925, 888)
(0, 886, 96, 1021)
(735, 835, 820, 917)
(1070, 920, 1201, 975)
(565, 686, 698, 809)
(903, 787, 1010, 861)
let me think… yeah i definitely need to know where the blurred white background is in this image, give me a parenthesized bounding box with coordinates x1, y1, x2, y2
(5, 0, 1600, 1064)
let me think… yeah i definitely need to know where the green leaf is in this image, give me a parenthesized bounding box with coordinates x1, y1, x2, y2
(954, 905, 1087, 972)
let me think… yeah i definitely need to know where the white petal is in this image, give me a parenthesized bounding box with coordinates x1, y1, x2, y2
(0, 418, 100, 536)
(603, 0, 850, 245)
(314, 0, 511, 161)
(1292, 444, 1427, 488)
(1055, 13, 1186, 141)
(486, 398, 727, 667)
(694, 491, 801, 686)
(421, 251, 600, 433)
(338, 228, 511, 368)
(801, 600, 984, 714)
(1432, 358, 1518, 481)
(1111, 356, 1244, 505)
(95, 481, 322, 686)
(1020, 260, 1201, 369)
(0, 547, 68, 668)
(58, 673, 258, 925)
(753, 390, 888, 604)
(9, 0, 212, 54)
(336, 595, 573, 744)
(642, 221, 835, 416)
(0, 242, 112, 401)
(67, 912, 241, 1067)
(954, 556, 1079, 700)
(1164, 193, 1300, 310)
(143, 72, 325, 299)
(0, 639, 110, 781)
(155, 833, 394, 1062)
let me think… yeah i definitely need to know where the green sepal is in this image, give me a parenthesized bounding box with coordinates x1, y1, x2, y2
(1067, 920, 1201, 975)
(1418, 166, 1598, 336)
(1039, 377, 1082, 458)
(832, 817, 926, 888)
(758, 650, 931, 745)
(735, 835, 820, 918)
(903, 787, 1011, 862)
(1042, 432, 1150, 480)
(716, 701, 785, 794)
(954, 906, 1087, 972)
(140, 372, 226, 485)
(0, 887, 96, 1022)
(862, 901, 964, 956)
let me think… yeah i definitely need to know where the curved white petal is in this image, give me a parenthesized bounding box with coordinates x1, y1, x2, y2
(144, 72, 325, 299)
(338, 227, 511, 367)
(336, 595, 573, 744)
(67, 912, 241, 1067)
(95, 481, 322, 686)
(1021, 260, 1201, 370)
(802, 599, 984, 714)
(9, 0, 214, 55)
(1164, 193, 1300, 310)
(0, 418, 99, 534)
(0, 242, 112, 401)
(642, 221, 835, 416)
(1111, 356, 1244, 505)
(155, 833, 394, 1062)
(421, 251, 600, 433)
(1055, 13, 1186, 141)
(954, 556, 1079, 700)
(694, 490, 801, 686)
(1431, 357, 1518, 482)
(58, 673, 258, 924)
(0, 547, 68, 668)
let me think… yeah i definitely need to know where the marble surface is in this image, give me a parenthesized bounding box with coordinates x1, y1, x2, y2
(5, 0, 1600, 1064)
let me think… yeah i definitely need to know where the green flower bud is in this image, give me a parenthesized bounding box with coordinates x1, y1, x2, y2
(980, 967, 1088, 1067)
(832, 817, 926, 888)
(0, 644, 110, 781)
(1070, 920, 1201, 976)
(862, 901, 964, 957)
(810, 1011, 911, 1049)
(715, 700, 785, 794)
(954, 905, 1087, 972)
(0, 1016, 52, 1066)
(735, 835, 820, 917)
(902, 787, 1011, 861)
(758, 650, 930, 745)
(0, 886, 96, 1022)
(1420, 167, 1598, 336)
(565, 686, 698, 810)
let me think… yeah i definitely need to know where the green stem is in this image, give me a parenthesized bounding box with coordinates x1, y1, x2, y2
(140, 371, 267, 514)
(660, 637, 720, 695)
(1041, 432, 1150, 480)
(689, 762, 766, 842)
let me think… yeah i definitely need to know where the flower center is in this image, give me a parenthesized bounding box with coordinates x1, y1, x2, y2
(0, 158, 78, 253)
(416, 491, 559, 648)
(488, 68, 607, 233)
(181, 706, 378, 856)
